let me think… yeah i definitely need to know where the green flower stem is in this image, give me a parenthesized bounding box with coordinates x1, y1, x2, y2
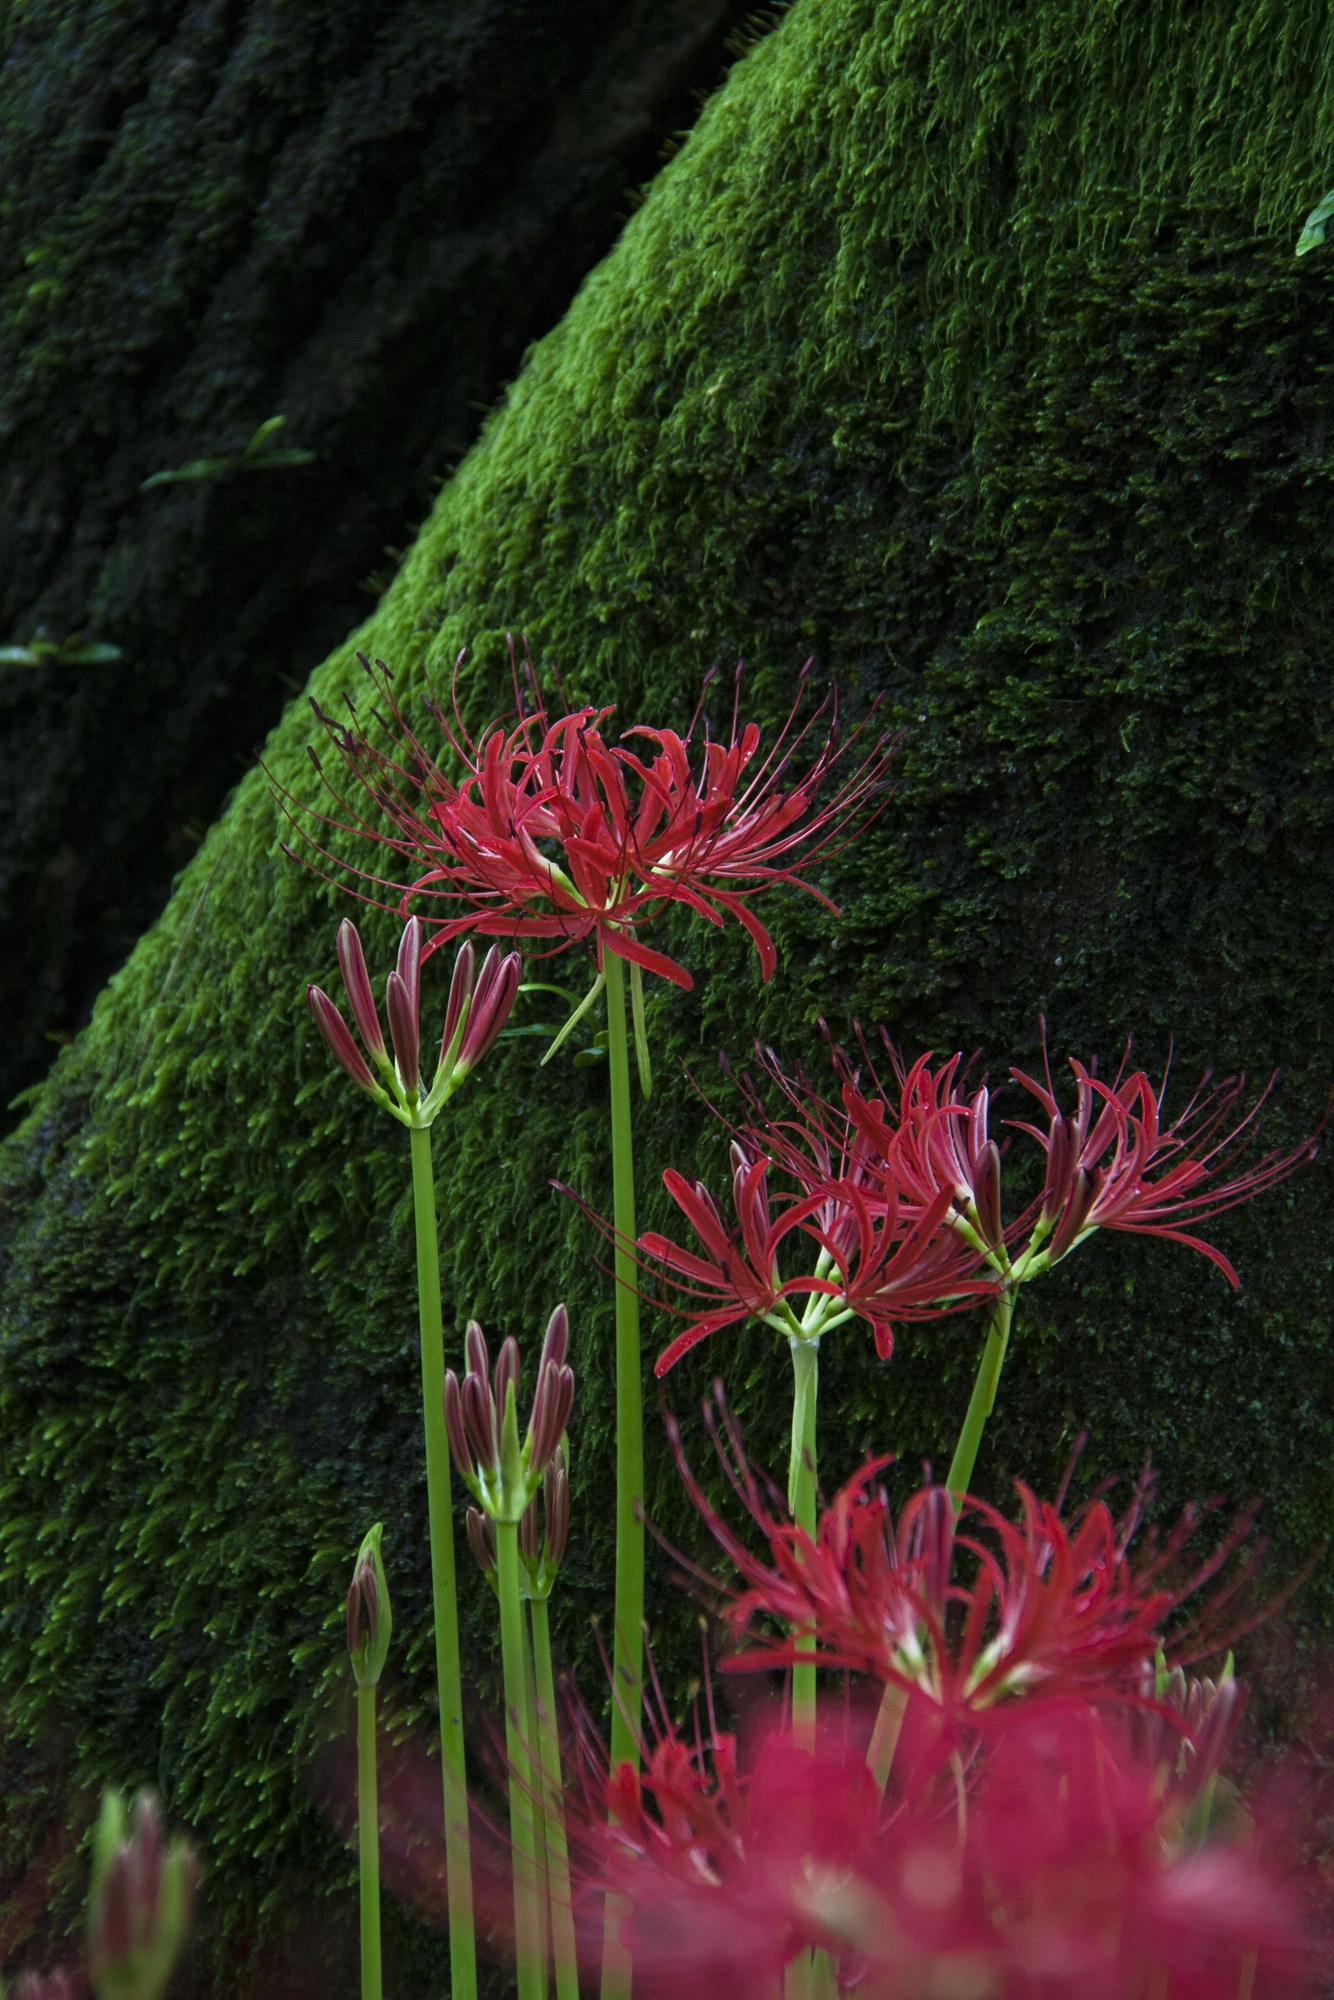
(787, 1337, 820, 1751)
(603, 949, 644, 1771)
(407, 1126, 477, 2000)
(866, 1683, 908, 1795)
(357, 1683, 382, 2000)
(602, 947, 642, 2000)
(496, 1522, 544, 2000)
(522, 1609, 550, 1999)
(531, 1596, 581, 2000)
(944, 1291, 1015, 1503)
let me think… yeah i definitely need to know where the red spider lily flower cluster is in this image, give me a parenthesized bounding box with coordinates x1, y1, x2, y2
(287, 650, 896, 990)
(610, 1028, 1319, 1375)
(307, 915, 520, 1124)
(660, 1395, 1267, 1759)
(443, 1308, 574, 1524)
(566, 1708, 1311, 2000)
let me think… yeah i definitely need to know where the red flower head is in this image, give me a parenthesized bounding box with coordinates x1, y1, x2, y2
(617, 1135, 999, 1374)
(283, 648, 896, 991)
(664, 1393, 1274, 1765)
(1009, 1042, 1323, 1285)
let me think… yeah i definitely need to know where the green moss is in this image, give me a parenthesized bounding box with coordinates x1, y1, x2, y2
(4, 0, 1334, 1984)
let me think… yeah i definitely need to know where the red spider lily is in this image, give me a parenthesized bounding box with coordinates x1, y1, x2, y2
(282, 648, 896, 989)
(626, 1138, 1000, 1374)
(1009, 1050, 1323, 1285)
(569, 1705, 1313, 2000)
(662, 1394, 1273, 1758)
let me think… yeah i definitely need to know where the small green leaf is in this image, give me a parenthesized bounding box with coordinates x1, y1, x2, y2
(1296, 188, 1334, 256)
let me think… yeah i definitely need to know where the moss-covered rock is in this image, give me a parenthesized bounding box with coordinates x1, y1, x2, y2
(0, 0, 758, 1113)
(3, 0, 1334, 1986)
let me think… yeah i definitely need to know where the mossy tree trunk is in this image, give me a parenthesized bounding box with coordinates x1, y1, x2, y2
(0, 0, 757, 1118)
(2, 1, 1334, 1994)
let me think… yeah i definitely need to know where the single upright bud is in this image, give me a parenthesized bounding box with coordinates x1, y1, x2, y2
(454, 948, 521, 1076)
(543, 1447, 570, 1571)
(385, 918, 423, 1095)
(88, 1790, 196, 2000)
(906, 1484, 955, 1624)
(440, 941, 476, 1070)
(1049, 1166, 1102, 1260)
(346, 1522, 392, 1688)
(466, 1506, 497, 1580)
(308, 987, 379, 1094)
(1042, 1114, 1076, 1223)
(527, 1305, 574, 1476)
(336, 920, 387, 1062)
(971, 1140, 1004, 1250)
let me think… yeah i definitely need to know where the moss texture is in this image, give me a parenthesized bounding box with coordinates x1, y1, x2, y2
(0, 0, 760, 1115)
(3, 0, 1334, 1988)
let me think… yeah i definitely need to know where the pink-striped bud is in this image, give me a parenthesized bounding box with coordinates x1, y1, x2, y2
(308, 986, 378, 1093)
(461, 1370, 497, 1467)
(386, 969, 419, 1094)
(544, 1449, 570, 1569)
(972, 1140, 1004, 1249)
(493, 1336, 521, 1429)
(1043, 1113, 1076, 1222)
(466, 1506, 497, 1576)
(1049, 1166, 1101, 1260)
(440, 941, 476, 1068)
(336, 920, 386, 1061)
(537, 1302, 569, 1376)
(466, 1319, 490, 1382)
(528, 1355, 574, 1476)
(518, 1491, 541, 1562)
(397, 917, 422, 1025)
(442, 1371, 473, 1481)
(456, 948, 521, 1074)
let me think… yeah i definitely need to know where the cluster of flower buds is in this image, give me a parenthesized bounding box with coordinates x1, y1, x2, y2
(307, 916, 520, 1128)
(88, 1789, 196, 2000)
(1128, 1653, 1244, 1824)
(346, 1522, 393, 1688)
(467, 1447, 570, 1599)
(444, 1308, 574, 1525)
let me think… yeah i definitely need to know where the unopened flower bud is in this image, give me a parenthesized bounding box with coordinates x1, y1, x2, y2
(544, 1449, 570, 1571)
(440, 941, 476, 1070)
(972, 1141, 1004, 1250)
(518, 1491, 541, 1563)
(396, 917, 422, 1029)
(537, 1302, 569, 1375)
(443, 1371, 474, 1482)
(455, 949, 521, 1074)
(308, 987, 378, 1093)
(1049, 1166, 1101, 1260)
(1042, 1113, 1076, 1222)
(466, 1506, 497, 1578)
(346, 1522, 392, 1688)
(336, 920, 387, 1062)
(909, 1484, 955, 1621)
(88, 1789, 196, 2000)
(466, 1319, 490, 1383)
(493, 1336, 521, 1436)
(462, 1369, 497, 1468)
(386, 969, 420, 1095)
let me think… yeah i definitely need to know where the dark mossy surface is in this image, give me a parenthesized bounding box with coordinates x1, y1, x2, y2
(0, 0, 759, 1116)
(2, 0, 1334, 1991)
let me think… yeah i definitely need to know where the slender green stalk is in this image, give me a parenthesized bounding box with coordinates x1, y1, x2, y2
(602, 948, 641, 2000)
(603, 949, 644, 1766)
(531, 1597, 581, 2000)
(944, 1291, 1015, 1503)
(787, 1337, 820, 1749)
(866, 1683, 908, 1795)
(496, 1522, 544, 2000)
(522, 1608, 550, 2000)
(408, 1126, 477, 2000)
(356, 1683, 382, 2000)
